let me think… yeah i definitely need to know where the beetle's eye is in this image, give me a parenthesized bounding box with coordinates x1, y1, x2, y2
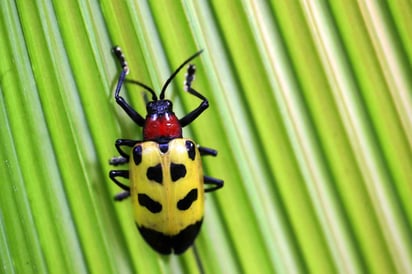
(166, 100, 172, 109)
(146, 102, 155, 113)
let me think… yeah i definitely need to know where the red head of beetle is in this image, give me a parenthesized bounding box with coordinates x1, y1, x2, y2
(143, 100, 182, 141)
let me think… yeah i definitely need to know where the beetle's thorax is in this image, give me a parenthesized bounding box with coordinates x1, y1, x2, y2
(143, 100, 182, 142)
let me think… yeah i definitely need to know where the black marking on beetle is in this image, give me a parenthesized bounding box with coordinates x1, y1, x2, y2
(177, 189, 198, 210)
(147, 164, 163, 183)
(185, 140, 196, 160)
(159, 142, 169, 153)
(137, 219, 203, 254)
(133, 145, 143, 165)
(170, 163, 186, 181)
(138, 193, 162, 213)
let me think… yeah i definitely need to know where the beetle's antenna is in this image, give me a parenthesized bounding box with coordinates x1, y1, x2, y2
(127, 80, 158, 101)
(159, 50, 203, 100)
(113, 46, 158, 101)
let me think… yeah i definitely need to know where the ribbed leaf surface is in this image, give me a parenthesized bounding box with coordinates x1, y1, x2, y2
(0, 1, 411, 273)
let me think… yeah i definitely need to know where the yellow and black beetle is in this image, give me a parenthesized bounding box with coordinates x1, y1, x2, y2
(109, 47, 223, 254)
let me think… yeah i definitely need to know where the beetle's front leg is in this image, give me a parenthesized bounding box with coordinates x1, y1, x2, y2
(112, 46, 146, 126)
(179, 64, 209, 127)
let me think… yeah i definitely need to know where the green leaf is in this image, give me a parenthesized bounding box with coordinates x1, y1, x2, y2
(1, 1, 411, 273)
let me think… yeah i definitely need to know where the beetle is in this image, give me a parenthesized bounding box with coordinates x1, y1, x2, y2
(109, 46, 223, 254)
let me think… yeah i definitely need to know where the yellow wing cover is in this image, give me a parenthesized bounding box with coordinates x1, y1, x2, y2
(129, 138, 205, 254)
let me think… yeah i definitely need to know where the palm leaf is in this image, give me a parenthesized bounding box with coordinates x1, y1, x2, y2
(1, 1, 411, 273)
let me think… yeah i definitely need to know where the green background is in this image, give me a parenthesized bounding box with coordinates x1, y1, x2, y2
(1, 1, 411, 273)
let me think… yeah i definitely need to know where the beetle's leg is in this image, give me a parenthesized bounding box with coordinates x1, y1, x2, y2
(198, 146, 217, 157)
(204, 175, 224, 192)
(112, 46, 146, 126)
(109, 170, 130, 190)
(114, 139, 138, 158)
(109, 156, 128, 166)
(114, 191, 131, 201)
(179, 64, 209, 127)
(109, 139, 137, 165)
(199, 146, 222, 192)
(109, 170, 131, 200)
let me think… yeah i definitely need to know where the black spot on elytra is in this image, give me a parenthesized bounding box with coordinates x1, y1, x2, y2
(170, 163, 186, 182)
(177, 189, 198, 210)
(185, 140, 196, 160)
(147, 164, 162, 183)
(137, 219, 203, 254)
(133, 145, 143, 165)
(138, 194, 162, 213)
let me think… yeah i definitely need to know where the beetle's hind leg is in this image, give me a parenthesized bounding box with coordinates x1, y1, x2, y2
(109, 170, 131, 200)
(204, 175, 224, 192)
(114, 191, 130, 201)
(198, 146, 223, 192)
(109, 139, 138, 199)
